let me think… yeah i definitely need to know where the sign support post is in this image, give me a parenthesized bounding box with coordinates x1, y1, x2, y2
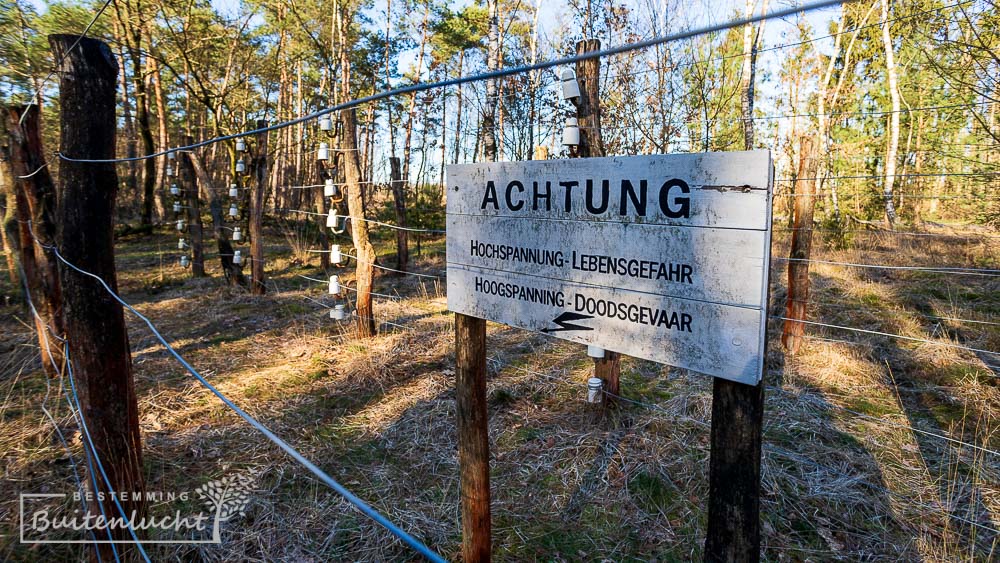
(574, 38, 621, 409)
(455, 312, 490, 562)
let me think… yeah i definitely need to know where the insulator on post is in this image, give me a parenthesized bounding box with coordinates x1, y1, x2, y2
(176, 219, 186, 232)
(587, 345, 605, 359)
(168, 150, 176, 161)
(326, 209, 339, 229)
(173, 202, 181, 213)
(236, 138, 246, 152)
(328, 275, 340, 295)
(235, 159, 246, 173)
(229, 184, 239, 197)
(330, 304, 346, 320)
(178, 238, 186, 250)
(330, 244, 342, 265)
(324, 178, 336, 198)
(229, 204, 238, 217)
(166, 164, 175, 177)
(233, 226, 242, 241)
(562, 117, 580, 147)
(587, 377, 603, 403)
(233, 250, 242, 265)
(318, 142, 330, 161)
(560, 69, 581, 101)
(319, 114, 332, 131)
(170, 184, 180, 196)
(180, 255, 190, 268)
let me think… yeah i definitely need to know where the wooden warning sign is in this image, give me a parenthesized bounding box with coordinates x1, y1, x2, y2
(446, 150, 773, 384)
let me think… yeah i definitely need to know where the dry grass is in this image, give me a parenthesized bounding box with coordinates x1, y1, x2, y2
(1, 218, 998, 561)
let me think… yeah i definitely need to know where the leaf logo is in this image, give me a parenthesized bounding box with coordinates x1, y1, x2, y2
(194, 471, 257, 541)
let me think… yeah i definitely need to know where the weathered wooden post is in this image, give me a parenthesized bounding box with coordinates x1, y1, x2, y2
(456, 313, 490, 562)
(0, 146, 18, 288)
(51, 34, 145, 556)
(390, 156, 409, 272)
(782, 137, 818, 353)
(249, 120, 267, 295)
(575, 39, 621, 408)
(179, 134, 205, 277)
(4, 104, 65, 375)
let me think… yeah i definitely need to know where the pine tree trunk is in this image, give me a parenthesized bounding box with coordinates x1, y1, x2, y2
(481, 0, 499, 161)
(343, 109, 377, 338)
(881, 0, 900, 226)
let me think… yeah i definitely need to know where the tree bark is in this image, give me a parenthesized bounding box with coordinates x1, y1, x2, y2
(880, 0, 900, 226)
(249, 121, 268, 295)
(0, 152, 19, 288)
(4, 105, 65, 376)
(179, 136, 205, 277)
(390, 156, 408, 271)
(480, 0, 499, 161)
(342, 109, 377, 338)
(189, 149, 245, 285)
(51, 34, 145, 558)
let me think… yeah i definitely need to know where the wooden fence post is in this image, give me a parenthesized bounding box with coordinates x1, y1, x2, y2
(249, 120, 267, 295)
(50, 34, 145, 557)
(575, 39, 621, 408)
(390, 156, 409, 272)
(0, 146, 18, 288)
(4, 104, 65, 375)
(455, 312, 490, 562)
(782, 137, 819, 353)
(180, 134, 205, 277)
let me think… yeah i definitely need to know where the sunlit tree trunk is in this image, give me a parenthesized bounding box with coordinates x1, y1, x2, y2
(881, 0, 900, 226)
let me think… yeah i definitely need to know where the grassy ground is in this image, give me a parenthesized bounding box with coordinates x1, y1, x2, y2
(1, 211, 998, 561)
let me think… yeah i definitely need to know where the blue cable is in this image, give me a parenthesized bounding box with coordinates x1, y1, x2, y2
(64, 346, 152, 563)
(43, 232, 446, 562)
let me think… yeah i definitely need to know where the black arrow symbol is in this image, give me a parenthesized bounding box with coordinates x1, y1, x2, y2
(542, 311, 595, 333)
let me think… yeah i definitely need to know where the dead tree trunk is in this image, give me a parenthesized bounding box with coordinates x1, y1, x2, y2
(782, 137, 818, 353)
(4, 105, 65, 375)
(390, 156, 408, 271)
(249, 121, 268, 295)
(189, 149, 245, 285)
(575, 39, 619, 408)
(51, 34, 146, 557)
(342, 109, 377, 338)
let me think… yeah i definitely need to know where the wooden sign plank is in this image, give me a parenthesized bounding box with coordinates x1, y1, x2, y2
(447, 266, 765, 383)
(446, 150, 773, 384)
(446, 214, 768, 308)
(447, 150, 771, 230)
